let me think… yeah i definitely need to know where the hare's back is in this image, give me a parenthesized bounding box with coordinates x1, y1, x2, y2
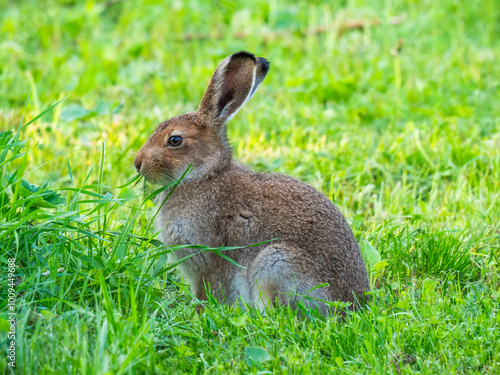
(258, 173, 356, 247)
(224, 164, 359, 256)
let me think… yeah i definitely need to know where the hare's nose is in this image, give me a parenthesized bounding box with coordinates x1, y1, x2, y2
(134, 156, 142, 173)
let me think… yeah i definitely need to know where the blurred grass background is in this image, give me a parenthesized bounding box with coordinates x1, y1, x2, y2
(1, 0, 500, 373)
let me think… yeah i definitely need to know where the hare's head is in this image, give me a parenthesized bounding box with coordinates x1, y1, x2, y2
(134, 51, 269, 185)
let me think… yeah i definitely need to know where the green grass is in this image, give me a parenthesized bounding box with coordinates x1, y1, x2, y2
(1, 0, 499, 373)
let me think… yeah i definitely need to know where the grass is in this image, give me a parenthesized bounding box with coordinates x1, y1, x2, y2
(1, 0, 499, 373)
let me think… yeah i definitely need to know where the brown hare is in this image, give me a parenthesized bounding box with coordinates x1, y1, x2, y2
(134, 51, 370, 316)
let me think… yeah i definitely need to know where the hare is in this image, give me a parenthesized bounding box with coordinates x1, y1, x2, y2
(134, 51, 370, 316)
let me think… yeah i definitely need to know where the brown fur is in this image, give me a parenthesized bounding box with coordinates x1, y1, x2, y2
(134, 51, 370, 316)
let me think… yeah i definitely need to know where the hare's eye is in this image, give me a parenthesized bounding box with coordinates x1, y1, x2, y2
(167, 136, 183, 147)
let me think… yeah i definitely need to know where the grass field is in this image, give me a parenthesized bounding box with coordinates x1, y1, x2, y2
(1, 0, 500, 373)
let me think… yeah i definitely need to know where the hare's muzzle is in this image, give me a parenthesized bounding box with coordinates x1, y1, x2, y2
(133, 148, 165, 184)
(134, 155, 142, 174)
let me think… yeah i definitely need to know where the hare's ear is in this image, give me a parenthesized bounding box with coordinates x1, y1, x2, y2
(198, 51, 270, 124)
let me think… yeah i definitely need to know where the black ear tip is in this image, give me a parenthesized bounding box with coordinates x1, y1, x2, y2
(257, 57, 270, 75)
(232, 51, 256, 61)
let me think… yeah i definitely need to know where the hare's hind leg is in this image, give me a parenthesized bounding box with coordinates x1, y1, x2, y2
(247, 244, 329, 315)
